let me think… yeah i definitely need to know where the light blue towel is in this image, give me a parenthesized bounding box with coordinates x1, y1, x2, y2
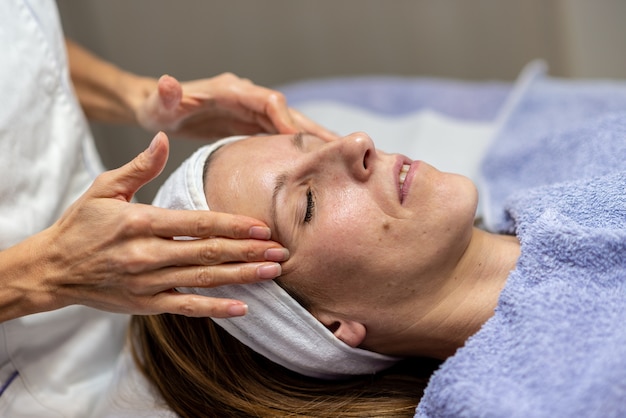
(416, 73, 626, 417)
(481, 69, 626, 232)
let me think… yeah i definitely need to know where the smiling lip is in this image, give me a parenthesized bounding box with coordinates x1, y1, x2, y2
(395, 156, 419, 205)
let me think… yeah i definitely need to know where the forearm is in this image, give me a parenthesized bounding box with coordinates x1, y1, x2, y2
(66, 38, 157, 125)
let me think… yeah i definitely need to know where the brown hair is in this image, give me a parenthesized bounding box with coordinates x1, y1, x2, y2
(130, 313, 439, 417)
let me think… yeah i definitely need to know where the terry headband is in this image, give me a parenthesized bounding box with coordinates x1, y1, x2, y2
(152, 135, 400, 379)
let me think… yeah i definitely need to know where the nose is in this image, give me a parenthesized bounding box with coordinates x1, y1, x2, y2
(328, 132, 375, 181)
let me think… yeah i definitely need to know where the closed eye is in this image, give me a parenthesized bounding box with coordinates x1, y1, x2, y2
(304, 188, 315, 223)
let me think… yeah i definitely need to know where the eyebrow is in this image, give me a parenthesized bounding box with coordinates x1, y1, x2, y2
(293, 131, 304, 150)
(271, 172, 288, 242)
(269, 133, 304, 242)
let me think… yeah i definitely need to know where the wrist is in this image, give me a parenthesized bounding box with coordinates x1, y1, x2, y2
(66, 38, 157, 126)
(118, 72, 158, 126)
(0, 229, 62, 321)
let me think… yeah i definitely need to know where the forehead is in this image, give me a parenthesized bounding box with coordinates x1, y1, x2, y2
(213, 134, 296, 168)
(203, 134, 296, 222)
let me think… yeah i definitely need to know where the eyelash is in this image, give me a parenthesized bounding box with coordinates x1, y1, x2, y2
(304, 188, 315, 223)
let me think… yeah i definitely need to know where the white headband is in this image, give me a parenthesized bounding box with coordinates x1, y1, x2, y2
(152, 135, 400, 379)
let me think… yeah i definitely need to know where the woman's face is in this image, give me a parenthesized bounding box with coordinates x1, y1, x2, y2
(205, 133, 477, 321)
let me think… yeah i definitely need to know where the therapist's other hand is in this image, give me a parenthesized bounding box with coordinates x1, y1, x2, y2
(40, 132, 286, 318)
(136, 73, 337, 141)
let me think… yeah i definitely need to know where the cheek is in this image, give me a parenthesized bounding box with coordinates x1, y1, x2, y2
(312, 205, 391, 278)
(293, 221, 375, 293)
(288, 190, 401, 302)
(326, 191, 398, 247)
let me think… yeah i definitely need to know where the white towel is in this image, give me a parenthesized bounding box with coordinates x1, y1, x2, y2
(152, 136, 400, 379)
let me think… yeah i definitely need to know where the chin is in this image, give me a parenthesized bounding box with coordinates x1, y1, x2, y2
(448, 172, 478, 204)
(445, 174, 479, 229)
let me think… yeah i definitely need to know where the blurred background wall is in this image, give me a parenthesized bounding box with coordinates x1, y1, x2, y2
(56, 0, 626, 203)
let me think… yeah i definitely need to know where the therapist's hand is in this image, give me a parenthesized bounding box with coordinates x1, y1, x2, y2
(136, 73, 337, 141)
(38, 132, 287, 318)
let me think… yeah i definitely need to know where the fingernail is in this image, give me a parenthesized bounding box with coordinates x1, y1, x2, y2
(257, 263, 282, 279)
(149, 132, 162, 154)
(227, 303, 248, 317)
(249, 226, 271, 240)
(264, 248, 289, 262)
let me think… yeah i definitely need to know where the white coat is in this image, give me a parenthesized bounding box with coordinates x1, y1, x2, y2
(0, 1, 131, 416)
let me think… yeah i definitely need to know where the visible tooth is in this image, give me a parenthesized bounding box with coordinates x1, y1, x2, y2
(399, 164, 409, 185)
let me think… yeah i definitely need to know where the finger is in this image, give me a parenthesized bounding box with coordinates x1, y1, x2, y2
(132, 261, 283, 295)
(237, 87, 298, 134)
(264, 92, 299, 134)
(224, 116, 277, 137)
(151, 292, 250, 318)
(147, 207, 274, 240)
(290, 109, 340, 142)
(148, 236, 289, 270)
(247, 114, 279, 135)
(90, 132, 170, 202)
(157, 74, 183, 110)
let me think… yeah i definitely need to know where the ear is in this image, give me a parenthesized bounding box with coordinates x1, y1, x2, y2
(315, 312, 367, 348)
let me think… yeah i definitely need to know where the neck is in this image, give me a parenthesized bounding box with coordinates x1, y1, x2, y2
(368, 227, 520, 360)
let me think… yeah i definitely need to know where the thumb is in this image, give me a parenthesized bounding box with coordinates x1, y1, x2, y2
(92, 132, 170, 201)
(157, 74, 183, 110)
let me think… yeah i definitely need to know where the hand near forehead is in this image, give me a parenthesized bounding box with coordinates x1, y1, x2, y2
(1, 132, 287, 321)
(137, 73, 338, 141)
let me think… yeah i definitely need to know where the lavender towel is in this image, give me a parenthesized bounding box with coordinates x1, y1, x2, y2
(416, 72, 626, 417)
(481, 70, 626, 232)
